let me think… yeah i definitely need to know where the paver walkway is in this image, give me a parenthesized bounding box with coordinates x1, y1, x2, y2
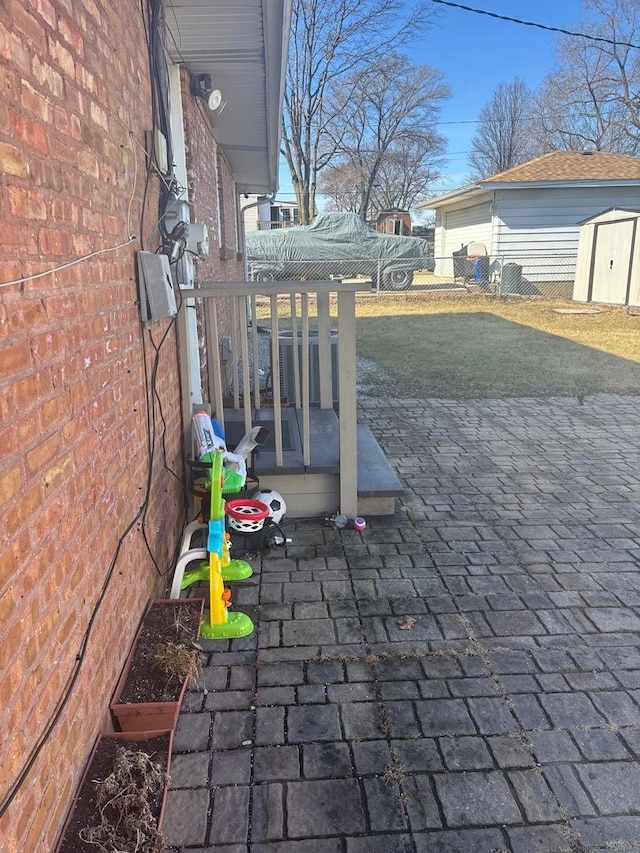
(164, 394, 640, 853)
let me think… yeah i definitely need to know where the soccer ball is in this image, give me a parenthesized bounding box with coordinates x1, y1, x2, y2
(253, 489, 286, 524)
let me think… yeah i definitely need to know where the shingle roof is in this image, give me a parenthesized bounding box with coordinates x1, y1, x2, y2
(485, 150, 640, 183)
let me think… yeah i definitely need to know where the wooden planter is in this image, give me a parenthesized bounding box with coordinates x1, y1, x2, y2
(55, 729, 173, 853)
(110, 598, 204, 733)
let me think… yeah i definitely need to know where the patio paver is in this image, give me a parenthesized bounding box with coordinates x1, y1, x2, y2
(164, 394, 640, 852)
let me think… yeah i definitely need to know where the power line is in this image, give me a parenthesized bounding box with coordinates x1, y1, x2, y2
(428, 0, 640, 49)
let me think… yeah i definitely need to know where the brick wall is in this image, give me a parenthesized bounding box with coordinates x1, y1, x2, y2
(0, 1, 201, 849)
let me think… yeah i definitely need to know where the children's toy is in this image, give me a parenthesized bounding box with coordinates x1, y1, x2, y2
(252, 489, 287, 524)
(198, 449, 257, 640)
(225, 498, 270, 534)
(192, 409, 245, 495)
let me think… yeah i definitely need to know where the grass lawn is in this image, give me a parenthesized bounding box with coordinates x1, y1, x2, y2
(354, 293, 640, 398)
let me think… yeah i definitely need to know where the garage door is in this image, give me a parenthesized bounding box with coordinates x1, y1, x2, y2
(444, 202, 492, 255)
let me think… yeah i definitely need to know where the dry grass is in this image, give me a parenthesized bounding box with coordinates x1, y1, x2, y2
(149, 641, 201, 687)
(256, 291, 640, 398)
(354, 293, 640, 398)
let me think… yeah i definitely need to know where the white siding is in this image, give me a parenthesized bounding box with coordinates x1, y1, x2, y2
(494, 186, 640, 281)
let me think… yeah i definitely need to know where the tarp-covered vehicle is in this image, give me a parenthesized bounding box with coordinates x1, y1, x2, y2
(246, 211, 433, 290)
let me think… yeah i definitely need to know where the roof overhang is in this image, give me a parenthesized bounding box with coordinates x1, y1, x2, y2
(417, 184, 487, 210)
(419, 178, 640, 210)
(165, 0, 291, 195)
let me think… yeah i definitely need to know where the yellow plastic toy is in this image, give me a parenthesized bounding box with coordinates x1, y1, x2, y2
(199, 450, 254, 640)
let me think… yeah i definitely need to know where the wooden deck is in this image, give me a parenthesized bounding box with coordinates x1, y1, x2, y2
(223, 408, 403, 517)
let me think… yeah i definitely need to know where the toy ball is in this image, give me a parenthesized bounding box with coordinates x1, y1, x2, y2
(253, 489, 286, 523)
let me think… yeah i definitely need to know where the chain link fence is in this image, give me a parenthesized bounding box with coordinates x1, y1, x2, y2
(249, 252, 577, 300)
(434, 251, 577, 299)
(248, 256, 434, 292)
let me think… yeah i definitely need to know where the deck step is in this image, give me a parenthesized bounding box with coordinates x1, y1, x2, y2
(356, 424, 403, 498)
(220, 408, 403, 514)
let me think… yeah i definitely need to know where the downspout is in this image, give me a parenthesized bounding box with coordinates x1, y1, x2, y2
(239, 193, 275, 280)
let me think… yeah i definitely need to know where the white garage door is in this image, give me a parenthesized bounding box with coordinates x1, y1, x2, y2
(444, 202, 492, 255)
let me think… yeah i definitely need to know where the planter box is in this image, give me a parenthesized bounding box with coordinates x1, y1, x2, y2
(55, 729, 173, 853)
(110, 598, 204, 733)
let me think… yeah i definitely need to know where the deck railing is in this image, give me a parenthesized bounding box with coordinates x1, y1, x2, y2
(179, 280, 370, 517)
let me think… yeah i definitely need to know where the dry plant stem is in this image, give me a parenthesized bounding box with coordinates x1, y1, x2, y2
(149, 641, 201, 688)
(78, 747, 167, 853)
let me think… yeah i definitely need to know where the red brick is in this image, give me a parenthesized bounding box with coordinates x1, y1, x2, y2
(13, 369, 54, 410)
(7, 185, 48, 220)
(48, 36, 75, 77)
(4, 29, 31, 74)
(49, 196, 79, 224)
(41, 451, 74, 493)
(8, 107, 49, 154)
(0, 3, 192, 849)
(4, 483, 43, 537)
(0, 340, 32, 376)
(7, 298, 48, 333)
(20, 80, 54, 122)
(0, 261, 22, 290)
(13, 4, 47, 51)
(0, 463, 22, 503)
(35, 0, 57, 28)
(0, 65, 19, 100)
(38, 227, 73, 256)
(2, 221, 40, 251)
(29, 158, 64, 191)
(57, 15, 84, 55)
(30, 329, 67, 365)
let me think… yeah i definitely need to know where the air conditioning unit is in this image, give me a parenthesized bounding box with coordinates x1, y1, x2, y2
(275, 331, 339, 406)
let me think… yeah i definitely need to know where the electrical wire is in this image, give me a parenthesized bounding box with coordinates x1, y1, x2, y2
(0, 502, 145, 819)
(0, 237, 137, 290)
(0, 124, 139, 291)
(428, 0, 640, 49)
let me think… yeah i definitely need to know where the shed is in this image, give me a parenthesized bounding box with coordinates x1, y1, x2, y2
(376, 208, 412, 236)
(573, 208, 640, 307)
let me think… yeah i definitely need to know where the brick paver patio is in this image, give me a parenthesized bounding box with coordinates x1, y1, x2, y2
(164, 395, 640, 853)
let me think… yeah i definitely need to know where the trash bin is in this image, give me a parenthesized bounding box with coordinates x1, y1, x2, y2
(471, 256, 490, 282)
(501, 262, 522, 294)
(452, 245, 469, 280)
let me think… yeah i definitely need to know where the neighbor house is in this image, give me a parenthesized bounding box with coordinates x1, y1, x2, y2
(243, 194, 300, 232)
(418, 151, 640, 287)
(0, 1, 290, 849)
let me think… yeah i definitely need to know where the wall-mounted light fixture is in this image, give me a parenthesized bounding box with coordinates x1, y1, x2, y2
(190, 73, 224, 111)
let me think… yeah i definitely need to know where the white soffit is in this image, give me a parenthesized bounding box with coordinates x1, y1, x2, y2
(165, 0, 291, 194)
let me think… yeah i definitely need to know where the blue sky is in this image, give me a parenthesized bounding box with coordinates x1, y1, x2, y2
(277, 0, 587, 206)
(415, 0, 586, 193)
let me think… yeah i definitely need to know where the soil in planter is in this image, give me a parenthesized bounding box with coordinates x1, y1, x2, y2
(57, 733, 171, 853)
(117, 600, 203, 705)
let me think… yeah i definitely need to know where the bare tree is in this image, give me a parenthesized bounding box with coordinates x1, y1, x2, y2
(529, 0, 640, 155)
(370, 137, 446, 212)
(319, 162, 361, 213)
(318, 59, 448, 218)
(281, 0, 435, 223)
(467, 77, 535, 180)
